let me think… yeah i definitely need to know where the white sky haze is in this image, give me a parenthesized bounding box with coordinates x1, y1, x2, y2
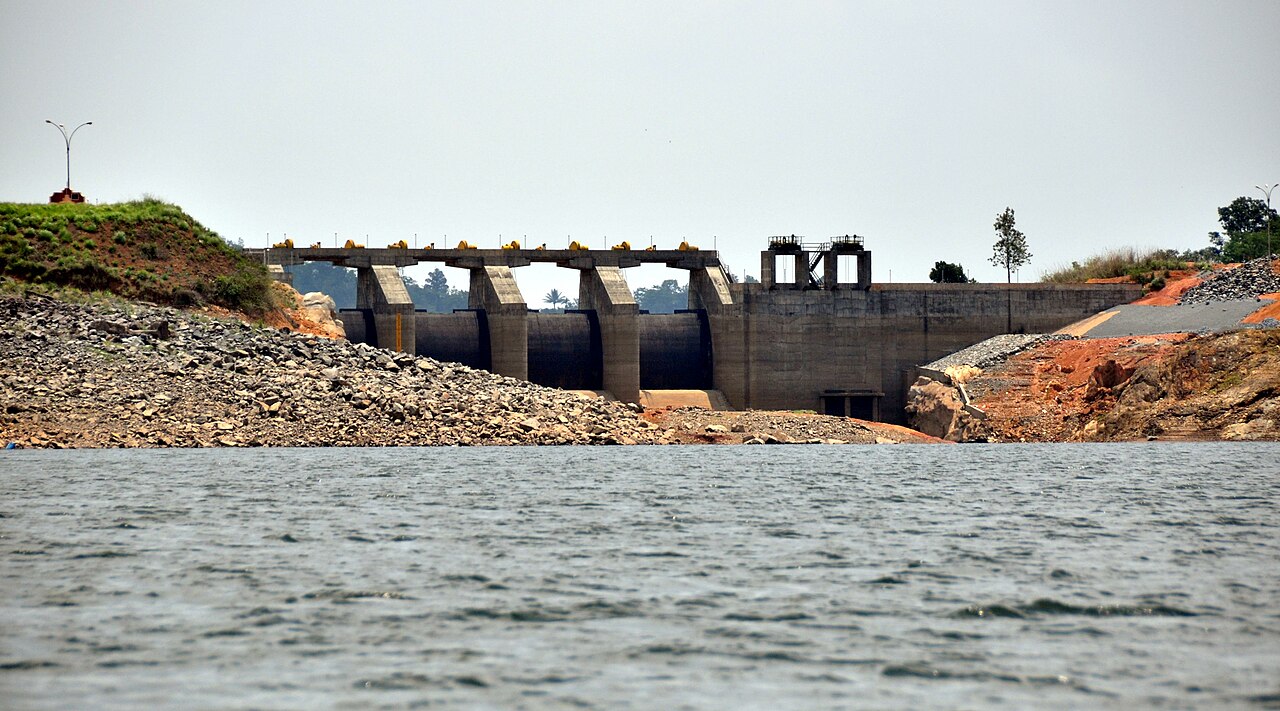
(3, 0, 1278, 299)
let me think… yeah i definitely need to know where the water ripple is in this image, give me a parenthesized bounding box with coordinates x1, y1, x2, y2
(1, 443, 1276, 709)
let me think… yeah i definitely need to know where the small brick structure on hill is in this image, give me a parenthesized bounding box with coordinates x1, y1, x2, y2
(49, 188, 85, 204)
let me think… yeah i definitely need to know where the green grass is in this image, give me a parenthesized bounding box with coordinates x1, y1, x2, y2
(0, 198, 279, 314)
(1040, 248, 1191, 284)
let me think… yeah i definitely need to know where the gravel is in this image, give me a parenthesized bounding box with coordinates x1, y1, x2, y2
(923, 333, 1074, 370)
(1178, 256, 1280, 304)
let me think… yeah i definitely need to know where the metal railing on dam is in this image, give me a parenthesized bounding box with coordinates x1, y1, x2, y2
(245, 246, 722, 271)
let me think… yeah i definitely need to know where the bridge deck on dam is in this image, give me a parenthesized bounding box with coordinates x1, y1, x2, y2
(247, 247, 722, 270)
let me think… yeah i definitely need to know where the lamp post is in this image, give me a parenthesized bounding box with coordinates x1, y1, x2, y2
(45, 120, 93, 191)
(1257, 183, 1277, 259)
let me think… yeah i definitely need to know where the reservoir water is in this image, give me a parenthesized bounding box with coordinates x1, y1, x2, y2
(2, 444, 1278, 709)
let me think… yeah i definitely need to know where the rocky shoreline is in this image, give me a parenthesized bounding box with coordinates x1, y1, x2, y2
(907, 328, 1280, 442)
(0, 292, 909, 448)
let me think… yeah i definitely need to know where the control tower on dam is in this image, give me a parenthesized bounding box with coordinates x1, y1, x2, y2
(250, 237, 1139, 423)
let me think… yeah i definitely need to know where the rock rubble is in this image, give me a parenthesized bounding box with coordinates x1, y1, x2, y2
(924, 333, 1073, 371)
(0, 293, 672, 448)
(1179, 257, 1280, 305)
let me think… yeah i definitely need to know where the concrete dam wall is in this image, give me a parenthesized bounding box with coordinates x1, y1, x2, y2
(341, 309, 714, 393)
(711, 282, 1139, 422)
(257, 242, 1140, 423)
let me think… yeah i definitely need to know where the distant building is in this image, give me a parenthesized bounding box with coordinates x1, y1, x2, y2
(49, 188, 85, 204)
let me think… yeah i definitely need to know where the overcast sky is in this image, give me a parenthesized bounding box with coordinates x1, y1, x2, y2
(3, 0, 1278, 300)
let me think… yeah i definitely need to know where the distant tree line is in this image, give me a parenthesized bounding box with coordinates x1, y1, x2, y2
(287, 263, 468, 312)
(404, 269, 470, 312)
(290, 262, 705, 314)
(633, 279, 688, 313)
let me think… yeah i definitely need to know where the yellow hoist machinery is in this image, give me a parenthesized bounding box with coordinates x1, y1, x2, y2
(644, 244, 657, 251)
(343, 239, 365, 249)
(678, 241, 699, 251)
(501, 239, 521, 250)
(568, 240, 590, 251)
(534, 243, 547, 250)
(308, 242, 322, 249)
(611, 241, 631, 251)
(272, 238, 294, 249)
(456, 240, 478, 250)
(387, 240, 408, 249)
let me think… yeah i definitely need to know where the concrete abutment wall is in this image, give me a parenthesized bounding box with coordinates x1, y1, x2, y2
(704, 282, 1140, 421)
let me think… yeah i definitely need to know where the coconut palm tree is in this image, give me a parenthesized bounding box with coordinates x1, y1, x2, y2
(543, 288, 567, 311)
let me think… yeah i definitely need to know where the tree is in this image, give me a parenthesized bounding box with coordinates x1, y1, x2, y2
(929, 261, 973, 283)
(1217, 197, 1273, 235)
(1210, 197, 1278, 262)
(989, 207, 1032, 283)
(404, 268, 468, 312)
(633, 279, 688, 313)
(543, 288, 567, 311)
(423, 268, 450, 299)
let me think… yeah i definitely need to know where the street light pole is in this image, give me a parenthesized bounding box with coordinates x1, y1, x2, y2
(45, 120, 92, 191)
(1257, 183, 1278, 259)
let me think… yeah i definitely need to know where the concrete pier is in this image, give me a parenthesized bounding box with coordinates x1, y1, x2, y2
(687, 265, 743, 407)
(356, 265, 414, 353)
(468, 266, 528, 380)
(577, 266, 640, 405)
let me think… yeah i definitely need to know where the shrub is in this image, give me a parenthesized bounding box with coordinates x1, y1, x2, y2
(209, 266, 276, 314)
(45, 257, 115, 292)
(929, 261, 974, 283)
(170, 287, 204, 306)
(1041, 248, 1188, 283)
(0, 234, 32, 259)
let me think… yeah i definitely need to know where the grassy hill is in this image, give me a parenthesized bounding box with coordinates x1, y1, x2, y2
(0, 199, 276, 313)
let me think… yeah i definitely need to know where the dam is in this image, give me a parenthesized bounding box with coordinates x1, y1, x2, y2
(251, 238, 1139, 423)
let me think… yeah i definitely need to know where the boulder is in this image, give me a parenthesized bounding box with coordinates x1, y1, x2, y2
(300, 292, 346, 338)
(1221, 419, 1275, 441)
(905, 377, 986, 442)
